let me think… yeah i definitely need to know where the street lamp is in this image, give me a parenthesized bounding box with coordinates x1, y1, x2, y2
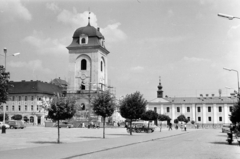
(0, 48, 20, 124)
(223, 67, 239, 95)
(218, 13, 240, 20)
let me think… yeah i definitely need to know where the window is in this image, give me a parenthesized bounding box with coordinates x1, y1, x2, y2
(208, 117, 211, 121)
(31, 96, 34, 101)
(19, 96, 21, 101)
(6, 106, 8, 111)
(187, 107, 190, 112)
(167, 107, 170, 113)
(31, 105, 33, 111)
(19, 105, 21, 111)
(177, 107, 180, 113)
(219, 117, 222, 122)
(37, 105, 38, 111)
(81, 83, 85, 90)
(154, 107, 157, 113)
(101, 61, 103, 72)
(81, 38, 86, 44)
(81, 103, 85, 110)
(12, 96, 15, 101)
(12, 106, 14, 111)
(81, 59, 87, 70)
(25, 105, 27, 111)
(187, 117, 190, 121)
(219, 106, 222, 112)
(198, 117, 201, 121)
(208, 107, 211, 112)
(197, 107, 201, 112)
(25, 96, 27, 101)
(230, 106, 233, 112)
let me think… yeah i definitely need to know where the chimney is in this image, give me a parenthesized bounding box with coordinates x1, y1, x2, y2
(97, 27, 100, 32)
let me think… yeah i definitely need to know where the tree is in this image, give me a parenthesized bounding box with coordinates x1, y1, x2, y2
(177, 114, 187, 124)
(230, 97, 240, 125)
(11, 114, 22, 120)
(120, 91, 147, 135)
(92, 91, 116, 139)
(0, 113, 8, 121)
(47, 96, 76, 143)
(158, 114, 171, 132)
(0, 65, 10, 122)
(174, 119, 179, 124)
(141, 110, 158, 132)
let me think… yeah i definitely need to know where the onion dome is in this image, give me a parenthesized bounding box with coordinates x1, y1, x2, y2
(73, 24, 104, 39)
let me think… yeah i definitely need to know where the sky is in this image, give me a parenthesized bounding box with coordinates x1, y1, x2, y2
(1, 0, 240, 101)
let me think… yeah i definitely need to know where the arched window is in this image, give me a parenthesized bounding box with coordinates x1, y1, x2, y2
(81, 38, 86, 44)
(81, 59, 87, 70)
(101, 61, 103, 72)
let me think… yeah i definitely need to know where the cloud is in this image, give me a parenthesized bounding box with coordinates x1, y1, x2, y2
(130, 66, 144, 72)
(8, 60, 52, 74)
(46, 2, 60, 12)
(102, 23, 127, 42)
(0, 0, 32, 21)
(23, 30, 67, 55)
(183, 56, 211, 63)
(228, 24, 240, 39)
(47, 4, 127, 43)
(57, 9, 97, 28)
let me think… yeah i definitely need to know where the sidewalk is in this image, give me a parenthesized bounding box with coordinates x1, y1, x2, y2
(0, 128, 195, 159)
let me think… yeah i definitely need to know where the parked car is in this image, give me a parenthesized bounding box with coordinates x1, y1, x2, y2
(222, 124, 231, 133)
(0, 122, 10, 129)
(6, 120, 26, 129)
(54, 122, 74, 128)
(126, 121, 157, 133)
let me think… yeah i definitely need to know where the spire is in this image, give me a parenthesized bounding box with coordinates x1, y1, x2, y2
(157, 76, 163, 98)
(88, 8, 91, 26)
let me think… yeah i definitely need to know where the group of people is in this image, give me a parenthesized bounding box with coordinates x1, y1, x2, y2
(168, 123, 187, 131)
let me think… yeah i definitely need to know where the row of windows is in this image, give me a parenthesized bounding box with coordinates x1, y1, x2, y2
(165, 106, 232, 113)
(197, 116, 223, 122)
(5, 105, 39, 111)
(8, 96, 43, 101)
(81, 59, 104, 72)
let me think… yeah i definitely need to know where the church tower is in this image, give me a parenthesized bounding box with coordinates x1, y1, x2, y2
(157, 77, 163, 98)
(66, 14, 110, 93)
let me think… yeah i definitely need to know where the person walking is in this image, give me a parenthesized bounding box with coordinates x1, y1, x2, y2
(184, 124, 187, 131)
(168, 123, 172, 131)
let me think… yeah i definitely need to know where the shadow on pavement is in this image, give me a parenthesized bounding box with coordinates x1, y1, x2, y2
(30, 141, 60, 144)
(210, 141, 239, 146)
(107, 134, 130, 136)
(78, 136, 102, 139)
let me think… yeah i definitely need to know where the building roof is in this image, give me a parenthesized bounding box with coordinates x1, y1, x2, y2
(8, 80, 62, 95)
(148, 96, 237, 105)
(73, 24, 104, 39)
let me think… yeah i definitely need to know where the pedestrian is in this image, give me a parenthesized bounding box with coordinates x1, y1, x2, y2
(168, 123, 172, 130)
(117, 122, 120, 127)
(184, 124, 187, 131)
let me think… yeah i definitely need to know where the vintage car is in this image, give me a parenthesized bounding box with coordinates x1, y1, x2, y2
(222, 124, 231, 133)
(6, 120, 26, 129)
(126, 121, 156, 133)
(54, 122, 74, 128)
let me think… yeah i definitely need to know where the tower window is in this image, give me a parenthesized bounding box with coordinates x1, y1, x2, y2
(19, 105, 21, 111)
(219, 117, 222, 121)
(198, 117, 201, 121)
(12, 106, 14, 111)
(208, 117, 211, 121)
(219, 106, 222, 112)
(187, 107, 190, 112)
(81, 38, 86, 44)
(81, 83, 85, 90)
(197, 107, 201, 112)
(101, 61, 103, 72)
(81, 59, 87, 70)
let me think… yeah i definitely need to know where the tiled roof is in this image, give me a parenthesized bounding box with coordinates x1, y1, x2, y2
(50, 78, 67, 87)
(149, 96, 237, 104)
(8, 81, 62, 95)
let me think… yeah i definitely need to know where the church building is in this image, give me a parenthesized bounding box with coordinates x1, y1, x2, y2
(147, 78, 237, 128)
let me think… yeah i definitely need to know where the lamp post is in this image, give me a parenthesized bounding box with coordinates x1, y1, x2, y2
(0, 48, 20, 124)
(217, 13, 240, 20)
(223, 67, 239, 95)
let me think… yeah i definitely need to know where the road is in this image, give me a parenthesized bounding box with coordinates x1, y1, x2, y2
(71, 129, 240, 159)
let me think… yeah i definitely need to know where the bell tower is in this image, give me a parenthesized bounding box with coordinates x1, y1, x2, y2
(157, 76, 163, 98)
(66, 14, 110, 93)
